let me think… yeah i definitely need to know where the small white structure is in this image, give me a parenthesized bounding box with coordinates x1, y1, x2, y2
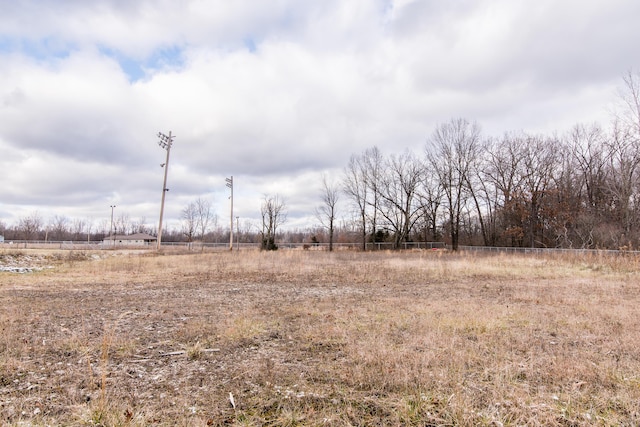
(0, 235, 4, 243)
(102, 233, 157, 247)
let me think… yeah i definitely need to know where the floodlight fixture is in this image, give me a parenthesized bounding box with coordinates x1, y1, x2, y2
(157, 132, 173, 149)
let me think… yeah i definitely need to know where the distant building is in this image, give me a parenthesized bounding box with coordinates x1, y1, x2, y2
(102, 233, 157, 246)
(0, 235, 4, 243)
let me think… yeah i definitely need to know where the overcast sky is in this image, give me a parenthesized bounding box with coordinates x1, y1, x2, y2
(1, 0, 639, 234)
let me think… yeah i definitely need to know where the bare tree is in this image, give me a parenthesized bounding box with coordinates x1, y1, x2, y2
(520, 134, 559, 247)
(343, 153, 369, 250)
(426, 118, 481, 251)
(18, 211, 43, 240)
(97, 218, 110, 238)
(568, 123, 609, 247)
(316, 174, 340, 251)
(377, 150, 423, 248)
(604, 121, 640, 239)
(416, 167, 444, 242)
(484, 134, 528, 246)
(570, 124, 609, 210)
(131, 217, 150, 234)
(465, 138, 495, 246)
(182, 202, 197, 249)
(71, 218, 87, 241)
(194, 197, 215, 245)
(261, 194, 287, 250)
(607, 70, 640, 246)
(115, 212, 131, 235)
(48, 215, 70, 241)
(617, 69, 640, 138)
(362, 146, 384, 241)
(547, 138, 583, 248)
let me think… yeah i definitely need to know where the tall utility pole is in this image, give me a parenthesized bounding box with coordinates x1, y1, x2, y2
(110, 205, 116, 247)
(157, 131, 174, 250)
(226, 176, 233, 250)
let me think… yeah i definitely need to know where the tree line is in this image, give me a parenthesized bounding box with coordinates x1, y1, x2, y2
(337, 72, 640, 250)
(340, 122, 632, 250)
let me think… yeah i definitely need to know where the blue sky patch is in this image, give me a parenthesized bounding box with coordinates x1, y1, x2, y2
(0, 36, 74, 62)
(243, 38, 257, 53)
(100, 45, 185, 82)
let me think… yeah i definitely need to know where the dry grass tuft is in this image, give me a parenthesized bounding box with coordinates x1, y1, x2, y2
(1, 248, 640, 425)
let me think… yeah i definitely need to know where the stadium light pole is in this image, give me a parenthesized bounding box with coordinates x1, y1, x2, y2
(157, 131, 174, 251)
(226, 176, 233, 250)
(110, 205, 116, 247)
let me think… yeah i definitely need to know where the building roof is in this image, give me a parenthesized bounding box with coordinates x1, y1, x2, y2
(106, 233, 157, 241)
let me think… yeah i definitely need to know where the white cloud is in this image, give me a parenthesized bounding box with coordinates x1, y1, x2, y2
(1, 0, 639, 231)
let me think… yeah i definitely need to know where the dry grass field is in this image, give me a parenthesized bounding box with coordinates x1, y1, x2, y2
(1, 248, 640, 426)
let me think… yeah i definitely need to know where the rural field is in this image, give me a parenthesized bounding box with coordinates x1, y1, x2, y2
(1, 248, 640, 426)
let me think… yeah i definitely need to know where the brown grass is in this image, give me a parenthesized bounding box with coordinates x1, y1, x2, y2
(1, 248, 640, 426)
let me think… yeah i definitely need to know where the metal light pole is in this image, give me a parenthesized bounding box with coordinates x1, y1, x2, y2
(157, 131, 174, 250)
(110, 205, 116, 247)
(226, 176, 233, 250)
